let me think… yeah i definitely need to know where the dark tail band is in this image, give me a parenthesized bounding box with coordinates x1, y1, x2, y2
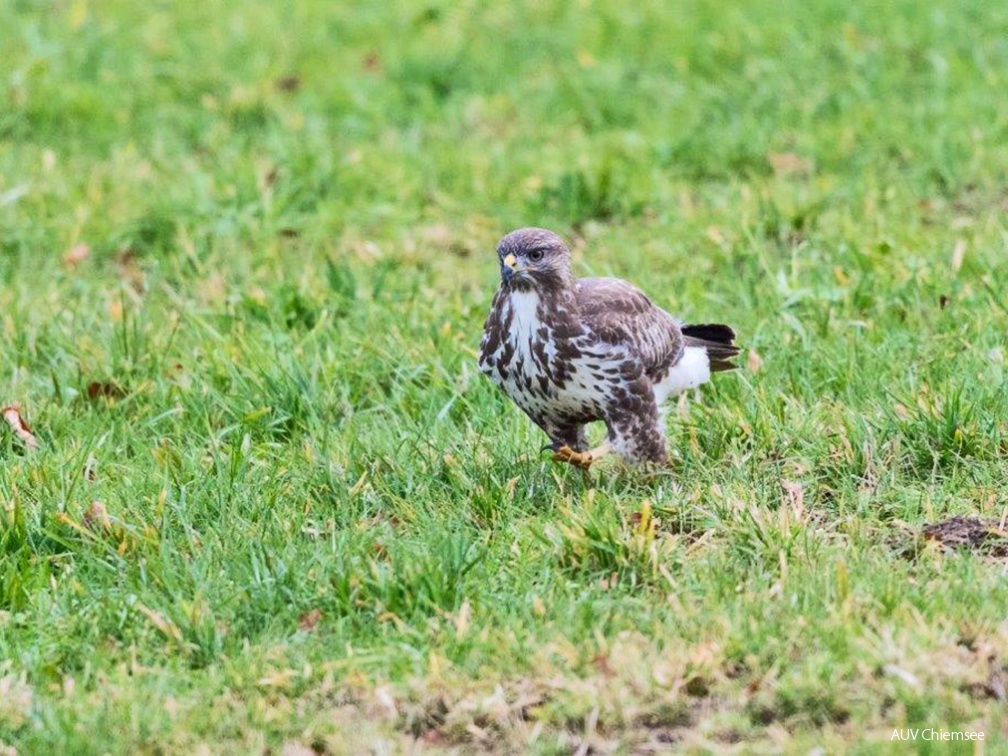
(682, 323, 740, 372)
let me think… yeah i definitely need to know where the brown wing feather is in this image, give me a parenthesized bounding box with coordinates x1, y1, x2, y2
(575, 277, 683, 379)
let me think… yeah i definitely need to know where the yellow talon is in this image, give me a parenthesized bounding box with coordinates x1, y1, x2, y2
(551, 445, 595, 469)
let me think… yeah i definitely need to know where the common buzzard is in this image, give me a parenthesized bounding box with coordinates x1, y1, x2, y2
(478, 228, 738, 468)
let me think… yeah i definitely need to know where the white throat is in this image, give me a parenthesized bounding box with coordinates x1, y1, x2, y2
(507, 290, 540, 333)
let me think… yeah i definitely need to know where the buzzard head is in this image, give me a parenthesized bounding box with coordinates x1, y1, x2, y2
(495, 227, 573, 292)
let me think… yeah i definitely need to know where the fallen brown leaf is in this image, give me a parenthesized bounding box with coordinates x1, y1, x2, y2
(83, 501, 111, 531)
(275, 74, 301, 92)
(747, 349, 764, 373)
(768, 152, 811, 176)
(115, 248, 145, 293)
(2, 403, 39, 451)
(593, 652, 614, 677)
(63, 243, 91, 268)
(87, 381, 127, 400)
(297, 609, 323, 632)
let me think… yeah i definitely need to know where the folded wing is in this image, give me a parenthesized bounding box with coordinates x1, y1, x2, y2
(575, 277, 684, 380)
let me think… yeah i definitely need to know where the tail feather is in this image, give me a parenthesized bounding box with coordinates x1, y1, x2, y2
(681, 323, 740, 372)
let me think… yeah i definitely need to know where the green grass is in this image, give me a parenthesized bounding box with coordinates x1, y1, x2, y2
(2, 0, 1008, 752)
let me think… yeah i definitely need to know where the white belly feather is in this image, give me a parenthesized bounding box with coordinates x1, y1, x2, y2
(490, 291, 602, 418)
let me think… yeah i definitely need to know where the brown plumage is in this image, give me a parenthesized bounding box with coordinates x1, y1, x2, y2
(478, 227, 739, 468)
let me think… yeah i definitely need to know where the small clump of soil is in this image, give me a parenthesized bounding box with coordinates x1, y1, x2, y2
(922, 516, 1008, 557)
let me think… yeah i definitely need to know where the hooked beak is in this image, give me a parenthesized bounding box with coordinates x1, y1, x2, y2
(501, 253, 518, 280)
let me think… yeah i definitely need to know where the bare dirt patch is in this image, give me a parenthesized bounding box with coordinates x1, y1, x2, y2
(922, 516, 1008, 557)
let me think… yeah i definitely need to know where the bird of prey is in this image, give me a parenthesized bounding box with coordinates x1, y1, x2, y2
(477, 227, 738, 469)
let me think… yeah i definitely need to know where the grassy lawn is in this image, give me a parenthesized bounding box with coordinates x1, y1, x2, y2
(3, 0, 1008, 752)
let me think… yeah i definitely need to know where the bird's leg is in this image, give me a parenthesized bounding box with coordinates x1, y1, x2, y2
(551, 441, 612, 470)
(541, 423, 588, 462)
(602, 391, 668, 466)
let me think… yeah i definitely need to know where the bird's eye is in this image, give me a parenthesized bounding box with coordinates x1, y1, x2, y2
(528, 249, 544, 263)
